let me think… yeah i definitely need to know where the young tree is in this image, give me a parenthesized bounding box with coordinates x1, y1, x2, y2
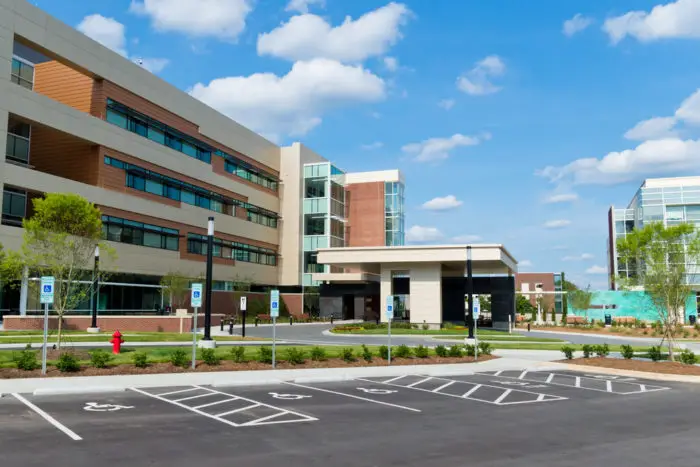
(516, 294, 536, 319)
(21, 194, 112, 348)
(617, 222, 700, 361)
(568, 286, 593, 322)
(478, 295, 492, 314)
(160, 271, 191, 310)
(536, 294, 553, 324)
(550, 306, 557, 324)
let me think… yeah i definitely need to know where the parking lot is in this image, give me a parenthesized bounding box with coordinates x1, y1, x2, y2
(2, 369, 699, 466)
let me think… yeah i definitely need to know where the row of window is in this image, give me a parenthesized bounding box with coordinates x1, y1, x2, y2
(2, 188, 26, 226)
(105, 99, 278, 191)
(6, 119, 31, 165)
(186, 234, 277, 266)
(105, 156, 278, 228)
(102, 215, 180, 251)
(11, 57, 34, 90)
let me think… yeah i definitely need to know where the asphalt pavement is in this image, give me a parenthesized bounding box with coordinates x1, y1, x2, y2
(2, 369, 698, 466)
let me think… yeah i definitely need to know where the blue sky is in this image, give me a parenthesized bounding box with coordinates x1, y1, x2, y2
(33, 0, 700, 288)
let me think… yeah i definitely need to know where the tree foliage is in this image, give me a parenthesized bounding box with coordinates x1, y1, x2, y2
(616, 221, 700, 361)
(21, 194, 113, 348)
(516, 294, 536, 317)
(478, 295, 492, 314)
(160, 271, 191, 309)
(568, 286, 593, 322)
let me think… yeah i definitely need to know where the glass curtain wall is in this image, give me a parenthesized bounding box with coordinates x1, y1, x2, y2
(385, 182, 405, 246)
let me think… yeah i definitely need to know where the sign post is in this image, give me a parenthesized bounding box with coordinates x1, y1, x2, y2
(40, 276, 55, 375)
(191, 284, 203, 369)
(473, 296, 481, 360)
(271, 290, 280, 369)
(386, 295, 394, 365)
(240, 296, 247, 338)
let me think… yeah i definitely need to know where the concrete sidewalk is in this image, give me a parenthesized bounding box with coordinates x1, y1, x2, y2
(0, 356, 552, 396)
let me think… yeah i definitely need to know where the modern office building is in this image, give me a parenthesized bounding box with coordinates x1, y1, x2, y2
(514, 272, 564, 317)
(608, 176, 700, 291)
(0, 0, 403, 320)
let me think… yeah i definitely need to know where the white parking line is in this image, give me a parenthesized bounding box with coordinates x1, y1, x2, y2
(494, 389, 513, 404)
(432, 381, 455, 393)
(173, 393, 216, 403)
(216, 404, 260, 417)
(407, 377, 432, 388)
(158, 388, 198, 397)
(12, 393, 82, 441)
(193, 399, 236, 410)
(283, 381, 421, 413)
(383, 375, 407, 384)
(462, 385, 482, 398)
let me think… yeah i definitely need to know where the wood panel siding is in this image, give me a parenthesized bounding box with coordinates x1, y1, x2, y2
(33, 61, 96, 114)
(29, 126, 99, 185)
(346, 181, 385, 247)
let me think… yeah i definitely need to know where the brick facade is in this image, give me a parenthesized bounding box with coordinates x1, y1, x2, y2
(346, 181, 385, 247)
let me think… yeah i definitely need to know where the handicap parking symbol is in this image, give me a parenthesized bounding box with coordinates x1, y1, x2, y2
(193, 291, 200, 299)
(83, 402, 134, 412)
(357, 388, 397, 395)
(43, 285, 52, 293)
(269, 392, 312, 400)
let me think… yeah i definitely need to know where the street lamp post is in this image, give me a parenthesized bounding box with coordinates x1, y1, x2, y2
(88, 245, 100, 333)
(203, 217, 214, 342)
(466, 245, 475, 339)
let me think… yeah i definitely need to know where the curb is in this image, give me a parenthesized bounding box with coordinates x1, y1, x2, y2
(211, 379, 281, 388)
(33, 387, 126, 396)
(293, 375, 351, 384)
(549, 362, 700, 384)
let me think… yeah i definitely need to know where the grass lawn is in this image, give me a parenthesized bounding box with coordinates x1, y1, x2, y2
(0, 331, 261, 344)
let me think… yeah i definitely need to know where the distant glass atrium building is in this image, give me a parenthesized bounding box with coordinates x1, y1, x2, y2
(608, 176, 700, 290)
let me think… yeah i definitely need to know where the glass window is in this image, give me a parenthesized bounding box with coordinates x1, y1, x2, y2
(11, 58, 34, 89)
(165, 134, 182, 152)
(6, 134, 29, 164)
(130, 118, 148, 137)
(305, 179, 326, 198)
(198, 149, 212, 163)
(143, 232, 162, 248)
(166, 185, 180, 201)
(181, 190, 195, 205)
(107, 224, 122, 242)
(2, 190, 26, 217)
(148, 127, 165, 145)
(127, 174, 146, 191)
(197, 196, 210, 210)
(210, 199, 223, 213)
(106, 109, 128, 129)
(145, 179, 163, 196)
(182, 142, 198, 158)
(165, 236, 179, 251)
(305, 215, 325, 235)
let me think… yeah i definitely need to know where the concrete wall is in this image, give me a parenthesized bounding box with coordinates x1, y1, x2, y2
(409, 264, 442, 326)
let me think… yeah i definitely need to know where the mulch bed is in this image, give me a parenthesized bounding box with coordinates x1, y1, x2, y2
(0, 355, 497, 379)
(563, 357, 700, 376)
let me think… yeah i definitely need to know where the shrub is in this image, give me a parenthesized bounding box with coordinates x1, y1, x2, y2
(340, 348, 356, 363)
(56, 353, 80, 372)
(620, 345, 634, 360)
(464, 344, 476, 357)
(448, 345, 464, 358)
(170, 349, 189, 368)
(414, 345, 429, 358)
(378, 345, 390, 360)
(596, 321, 605, 328)
(310, 346, 327, 361)
(394, 345, 412, 359)
(643, 330, 649, 335)
(683, 330, 690, 338)
(285, 348, 306, 365)
(89, 349, 113, 369)
(581, 344, 593, 359)
(561, 346, 574, 360)
(640, 321, 647, 329)
(132, 352, 149, 368)
(648, 346, 662, 362)
(361, 344, 373, 362)
(594, 344, 610, 358)
(435, 345, 448, 358)
(478, 342, 493, 356)
(230, 346, 246, 363)
(201, 348, 221, 366)
(257, 346, 273, 364)
(13, 347, 39, 371)
(422, 322, 430, 331)
(695, 322, 700, 332)
(679, 349, 697, 365)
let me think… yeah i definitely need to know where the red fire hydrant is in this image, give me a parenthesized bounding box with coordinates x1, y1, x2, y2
(110, 330, 124, 354)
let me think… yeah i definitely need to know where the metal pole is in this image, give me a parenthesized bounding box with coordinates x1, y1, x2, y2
(272, 316, 276, 369)
(474, 317, 479, 361)
(41, 303, 48, 375)
(203, 217, 215, 341)
(388, 318, 392, 365)
(192, 307, 198, 370)
(91, 246, 100, 329)
(467, 246, 475, 339)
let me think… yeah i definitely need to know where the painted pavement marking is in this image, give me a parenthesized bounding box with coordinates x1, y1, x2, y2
(282, 382, 421, 413)
(12, 393, 82, 441)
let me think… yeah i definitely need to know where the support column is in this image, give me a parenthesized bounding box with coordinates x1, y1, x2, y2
(19, 266, 28, 316)
(379, 265, 392, 323)
(409, 264, 442, 328)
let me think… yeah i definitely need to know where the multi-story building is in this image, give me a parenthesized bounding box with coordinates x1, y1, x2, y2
(514, 272, 563, 317)
(0, 0, 403, 321)
(608, 176, 700, 291)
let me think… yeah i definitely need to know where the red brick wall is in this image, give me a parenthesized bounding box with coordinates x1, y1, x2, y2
(346, 181, 385, 247)
(3, 314, 224, 333)
(515, 273, 555, 307)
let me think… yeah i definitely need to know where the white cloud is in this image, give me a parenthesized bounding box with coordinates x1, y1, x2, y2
(130, 0, 253, 41)
(563, 13, 594, 37)
(361, 141, 384, 150)
(438, 99, 455, 110)
(77, 15, 168, 75)
(257, 3, 412, 63)
(544, 219, 572, 229)
(285, 0, 325, 14)
(452, 234, 482, 243)
(422, 195, 463, 211)
(406, 225, 443, 243)
(384, 56, 399, 71)
(562, 253, 594, 261)
(538, 138, 700, 185)
(543, 193, 579, 204)
(190, 59, 385, 140)
(519, 260, 533, 267)
(624, 116, 677, 141)
(603, 0, 700, 44)
(77, 14, 127, 56)
(586, 265, 608, 274)
(457, 55, 505, 96)
(402, 132, 490, 162)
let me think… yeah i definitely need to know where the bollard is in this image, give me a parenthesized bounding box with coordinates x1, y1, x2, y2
(331, 316, 334, 325)
(220, 320, 224, 332)
(255, 317, 259, 327)
(229, 320, 233, 335)
(289, 316, 293, 326)
(527, 322, 531, 332)
(376, 316, 380, 325)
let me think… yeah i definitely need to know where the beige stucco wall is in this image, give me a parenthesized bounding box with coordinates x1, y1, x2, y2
(0, 0, 280, 171)
(409, 264, 442, 325)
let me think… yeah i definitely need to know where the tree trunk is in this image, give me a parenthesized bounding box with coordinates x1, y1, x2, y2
(56, 312, 63, 350)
